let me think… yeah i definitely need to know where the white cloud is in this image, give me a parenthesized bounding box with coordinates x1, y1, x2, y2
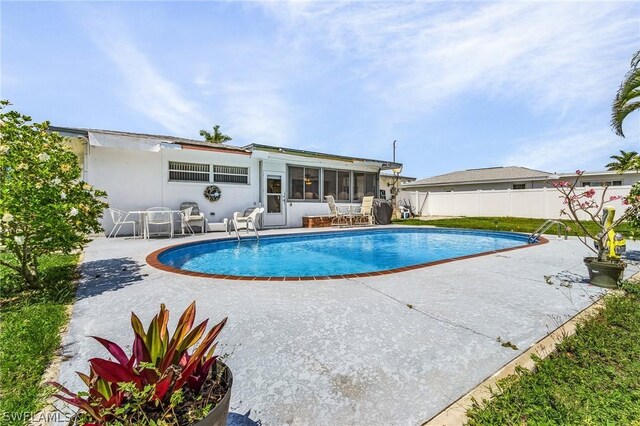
(260, 1, 638, 117)
(502, 127, 638, 173)
(77, 8, 206, 136)
(220, 81, 293, 145)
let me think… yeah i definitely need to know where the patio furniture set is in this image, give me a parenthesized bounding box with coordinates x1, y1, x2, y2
(107, 202, 263, 239)
(325, 195, 375, 227)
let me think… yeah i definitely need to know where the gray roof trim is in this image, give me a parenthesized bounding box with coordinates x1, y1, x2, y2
(244, 143, 402, 170)
(48, 126, 251, 154)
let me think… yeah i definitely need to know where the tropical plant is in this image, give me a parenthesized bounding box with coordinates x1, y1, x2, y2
(611, 50, 640, 137)
(606, 150, 639, 172)
(0, 100, 108, 288)
(50, 302, 229, 425)
(199, 125, 232, 144)
(553, 171, 640, 262)
(626, 182, 640, 241)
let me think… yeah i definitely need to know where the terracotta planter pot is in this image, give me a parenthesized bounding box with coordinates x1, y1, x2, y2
(583, 257, 625, 289)
(193, 362, 233, 426)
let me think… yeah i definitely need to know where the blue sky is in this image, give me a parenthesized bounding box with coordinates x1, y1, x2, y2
(2, 1, 639, 179)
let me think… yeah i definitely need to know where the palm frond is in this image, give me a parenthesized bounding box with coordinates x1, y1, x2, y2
(611, 50, 640, 137)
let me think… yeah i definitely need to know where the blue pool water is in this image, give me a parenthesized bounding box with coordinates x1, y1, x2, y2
(156, 228, 532, 277)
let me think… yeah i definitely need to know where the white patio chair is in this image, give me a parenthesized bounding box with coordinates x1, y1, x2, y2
(179, 207, 195, 235)
(353, 196, 375, 226)
(179, 202, 206, 234)
(325, 195, 352, 227)
(146, 207, 174, 238)
(233, 207, 264, 233)
(107, 208, 137, 238)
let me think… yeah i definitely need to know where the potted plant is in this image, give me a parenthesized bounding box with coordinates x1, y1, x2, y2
(50, 302, 232, 426)
(553, 170, 640, 288)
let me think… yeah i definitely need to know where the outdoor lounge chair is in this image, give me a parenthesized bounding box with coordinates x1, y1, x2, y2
(353, 196, 375, 226)
(107, 208, 138, 238)
(179, 202, 206, 233)
(325, 195, 352, 227)
(179, 207, 195, 234)
(146, 207, 174, 238)
(232, 207, 264, 233)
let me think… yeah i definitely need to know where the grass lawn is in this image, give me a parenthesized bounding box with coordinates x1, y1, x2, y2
(466, 281, 640, 425)
(395, 216, 632, 237)
(0, 254, 78, 425)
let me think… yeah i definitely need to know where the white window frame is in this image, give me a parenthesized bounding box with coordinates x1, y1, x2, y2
(212, 165, 250, 185)
(168, 161, 210, 183)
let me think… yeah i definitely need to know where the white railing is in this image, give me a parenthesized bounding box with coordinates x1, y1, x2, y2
(398, 186, 633, 220)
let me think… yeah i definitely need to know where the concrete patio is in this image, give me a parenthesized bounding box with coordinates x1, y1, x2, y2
(54, 226, 640, 425)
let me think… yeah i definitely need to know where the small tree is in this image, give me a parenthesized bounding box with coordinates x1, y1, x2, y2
(0, 101, 108, 288)
(553, 170, 640, 262)
(199, 125, 232, 144)
(626, 183, 640, 241)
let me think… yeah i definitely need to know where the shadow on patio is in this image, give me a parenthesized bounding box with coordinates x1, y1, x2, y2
(77, 257, 145, 299)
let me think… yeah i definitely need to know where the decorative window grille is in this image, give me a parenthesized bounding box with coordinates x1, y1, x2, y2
(213, 165, 249, 184)
(168, 162, 210, 182)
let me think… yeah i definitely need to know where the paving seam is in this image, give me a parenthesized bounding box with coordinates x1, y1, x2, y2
(421, 295, 607, 426)
(348, 278, 497, 342)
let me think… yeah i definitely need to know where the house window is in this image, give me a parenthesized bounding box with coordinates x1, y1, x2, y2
(212, 165, 249, 184)
(353, 172, 377, 201)
(512, 184, 526, 190)
(582, 181, 622, 187)
(323, 169, 351, 202)
(323, 169, 338, 200)
(168, 161, 210, 182)
(288, 166, 320, 200)
(337, 171, 350, 201)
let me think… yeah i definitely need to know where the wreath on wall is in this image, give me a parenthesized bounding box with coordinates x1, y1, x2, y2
(203, 185, 222, 202)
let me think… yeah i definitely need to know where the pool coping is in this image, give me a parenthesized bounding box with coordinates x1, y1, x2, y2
(145, 228, 549, 280)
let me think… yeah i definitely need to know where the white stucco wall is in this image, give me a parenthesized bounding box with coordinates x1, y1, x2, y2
(84, 137, 390, 234)
(86, 144, 258, 235)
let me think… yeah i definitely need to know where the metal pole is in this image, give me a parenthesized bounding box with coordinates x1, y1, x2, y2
(392, 140, 398, 206)
(393, 140, 396, 163)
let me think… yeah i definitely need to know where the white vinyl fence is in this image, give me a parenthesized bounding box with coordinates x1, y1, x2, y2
(398, 186, 633, 220)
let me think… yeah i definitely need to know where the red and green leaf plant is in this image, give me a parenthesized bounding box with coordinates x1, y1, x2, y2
(49, 302, 228, 425)
(553, 170, 640, 262)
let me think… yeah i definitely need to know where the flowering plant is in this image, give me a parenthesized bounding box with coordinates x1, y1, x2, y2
(0, 100, 108, 288)
(49, 302, 230, 425)
(553, 170, 640, 262)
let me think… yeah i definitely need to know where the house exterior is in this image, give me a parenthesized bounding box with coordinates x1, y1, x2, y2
(51, 127, 401, 234)
(402, 166, 639, 192)
(379, 173, 416, 201)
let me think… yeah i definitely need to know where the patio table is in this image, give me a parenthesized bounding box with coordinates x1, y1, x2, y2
(126, 210, 185, 239)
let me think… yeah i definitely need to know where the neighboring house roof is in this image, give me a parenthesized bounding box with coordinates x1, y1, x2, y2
(49, 126, 251, 154)
(244, 143, 402, 170)
(404, 166, 551, 188)
(556, 170, 640, 178)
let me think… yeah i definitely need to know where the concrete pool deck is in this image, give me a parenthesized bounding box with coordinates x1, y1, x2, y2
(54, 226, 640, 425)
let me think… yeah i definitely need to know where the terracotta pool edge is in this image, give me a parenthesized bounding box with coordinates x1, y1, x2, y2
(145, 234, 550, 281)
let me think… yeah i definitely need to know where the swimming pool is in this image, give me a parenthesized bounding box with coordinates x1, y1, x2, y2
(150, 228, 541, 279)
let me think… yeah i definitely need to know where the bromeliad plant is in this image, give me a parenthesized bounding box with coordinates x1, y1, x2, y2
(553, 170, 640, 263)
(50, 302, 229, 425)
